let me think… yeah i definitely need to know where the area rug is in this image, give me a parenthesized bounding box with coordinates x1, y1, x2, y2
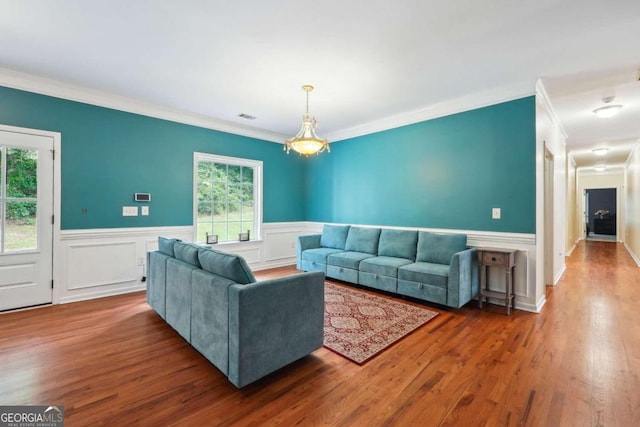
(323, 282, 439, 364)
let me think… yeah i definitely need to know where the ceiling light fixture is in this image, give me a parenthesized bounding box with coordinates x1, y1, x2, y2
(592, 147, 609, 156)
(284, 85, 329, 156)
(593, 96, 622, 118)
(594, 165, 607, 172)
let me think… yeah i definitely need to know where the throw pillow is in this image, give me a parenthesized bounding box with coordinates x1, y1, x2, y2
(416, 232, 467, 265)
(345, 227, 381, 254)
(320, 224, 351, 249)
(158, 236, 182, 257)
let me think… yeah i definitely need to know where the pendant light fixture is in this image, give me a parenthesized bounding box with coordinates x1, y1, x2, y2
(284, 85, 329, 156)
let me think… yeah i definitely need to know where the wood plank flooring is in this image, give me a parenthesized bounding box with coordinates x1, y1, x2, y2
(1, 240, 639, 426)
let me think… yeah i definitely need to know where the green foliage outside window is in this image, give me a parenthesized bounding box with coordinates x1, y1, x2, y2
(197, 159, 255, 242)
(3, 147, 38, 223)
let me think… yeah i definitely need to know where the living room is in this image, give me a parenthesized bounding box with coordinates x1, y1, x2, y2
(1, 1, 639, 425)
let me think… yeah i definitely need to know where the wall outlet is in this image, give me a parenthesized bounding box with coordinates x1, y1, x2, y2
(123, 206, 138, 216)
(492, 208, 501, 219)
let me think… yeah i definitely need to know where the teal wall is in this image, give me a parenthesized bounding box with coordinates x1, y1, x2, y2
(0, 86, 535, 233)
(305, 97, 536, 233)
(0, 86, 306, 229)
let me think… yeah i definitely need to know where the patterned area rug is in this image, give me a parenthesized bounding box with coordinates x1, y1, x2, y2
(324, 282, 439, 364)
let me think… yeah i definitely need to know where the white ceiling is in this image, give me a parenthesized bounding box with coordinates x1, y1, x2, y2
(544, 66, 640, 168)
(0, 0, 639, 160)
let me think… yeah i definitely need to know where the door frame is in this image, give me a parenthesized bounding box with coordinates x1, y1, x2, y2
(0, 124, 61, 304)
(583, 186, 619, 241)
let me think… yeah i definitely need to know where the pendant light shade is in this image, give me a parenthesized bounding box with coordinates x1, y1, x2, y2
(284, 85, 330, 156)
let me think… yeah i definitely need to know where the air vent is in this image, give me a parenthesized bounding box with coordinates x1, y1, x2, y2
(238, 113, 256, 120)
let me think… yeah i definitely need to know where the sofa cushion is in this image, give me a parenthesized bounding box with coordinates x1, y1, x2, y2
(320, 225, 350, 250)
(158, 236, 181, 257)
(302, 247, 344, 264)
(359, 256, 413, 277)
(416, 232, 467, 265)
(345, 227, 381, 254)
(398, 262, 449, 288)
(198, 248, 256, 284)
(174, 242, 201, 267)
(327, 251, 375, 269)
(378, 229, 418, 260)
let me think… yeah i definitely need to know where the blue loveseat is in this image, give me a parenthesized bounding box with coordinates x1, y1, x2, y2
(297, 225, 478, 308)
(147, 237, 325, 388)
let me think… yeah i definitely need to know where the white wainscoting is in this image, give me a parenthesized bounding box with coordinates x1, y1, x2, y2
(55, 223, 308, 304)
(304, 222, 540, 313)
(55, 222, 541, 312)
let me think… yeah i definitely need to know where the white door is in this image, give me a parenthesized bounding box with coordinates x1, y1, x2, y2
(0, 129, 54, 311)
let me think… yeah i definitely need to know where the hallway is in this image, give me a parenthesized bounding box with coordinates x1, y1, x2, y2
(540, 240, 640, 425)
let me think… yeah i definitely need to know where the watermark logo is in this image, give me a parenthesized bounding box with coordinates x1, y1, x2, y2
(0, 405, 64, 427)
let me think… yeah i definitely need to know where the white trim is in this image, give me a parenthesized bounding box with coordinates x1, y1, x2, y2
(59, 283, 146, 304)
(302, 221, 535, 246)
(535, 80, 568, 142)
(0, 124, 62, 305)
(60, 225, 193, 240)
(624, 242, 640, 267)
(577, 164, 626, 175)
(326, 82, 535, 142)
(0, 66, 287, 144)
(552, 264, 566, 286)
(625, 138, 640, 167)
(193, 152, 263, 244)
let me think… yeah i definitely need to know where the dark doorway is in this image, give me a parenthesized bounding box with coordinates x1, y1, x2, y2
(585, 188, 616, 241)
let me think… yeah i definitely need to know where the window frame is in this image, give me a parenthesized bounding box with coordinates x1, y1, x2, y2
(193, 152, 263, 244)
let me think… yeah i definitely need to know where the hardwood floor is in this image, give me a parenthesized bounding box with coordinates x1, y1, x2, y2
(1, 240, 638, 426)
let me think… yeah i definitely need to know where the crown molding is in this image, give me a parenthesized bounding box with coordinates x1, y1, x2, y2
(0, 67, 288, 143)
(1, 67, 539, 145)
(576, 164, 626, 175)
(625, 137, 640, 167)
(535, 79, 568, 142)
(325, 81, 536, 142)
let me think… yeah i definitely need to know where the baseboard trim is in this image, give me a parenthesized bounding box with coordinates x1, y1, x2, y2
(60, 283, 146, 304)
(553, 264, 567, 286)
(624, 243, 640, 267)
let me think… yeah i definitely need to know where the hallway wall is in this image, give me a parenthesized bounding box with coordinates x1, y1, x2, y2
(625, 142, 640, 265)
(566, 157, 578, 252)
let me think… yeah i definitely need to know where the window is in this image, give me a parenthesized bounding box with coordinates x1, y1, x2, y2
(1, 146, 38, 252)
(194, 152, 262, 244)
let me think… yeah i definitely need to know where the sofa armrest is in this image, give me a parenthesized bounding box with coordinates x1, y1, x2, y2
(296, 234, 322, 269)
(227, 271, 325, 388)
(447, 248, 478, 308)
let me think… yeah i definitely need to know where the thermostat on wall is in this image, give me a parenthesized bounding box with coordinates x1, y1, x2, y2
(134, 193, 151, 202)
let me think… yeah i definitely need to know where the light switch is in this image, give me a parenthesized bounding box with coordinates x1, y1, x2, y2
(492, 208, 501, 219)
(141, 206, 149, 216)
(123, 206, 138, 216)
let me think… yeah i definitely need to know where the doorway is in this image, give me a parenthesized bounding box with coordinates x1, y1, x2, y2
(0, 128, 54, 311)
(584, 188, 617, 241)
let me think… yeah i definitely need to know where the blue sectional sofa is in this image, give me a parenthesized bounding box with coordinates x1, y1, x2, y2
(147, 237, 325, 388)
(297, 225, 478, 308)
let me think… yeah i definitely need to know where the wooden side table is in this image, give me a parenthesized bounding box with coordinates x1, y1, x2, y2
(477, 248, 516, 315)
